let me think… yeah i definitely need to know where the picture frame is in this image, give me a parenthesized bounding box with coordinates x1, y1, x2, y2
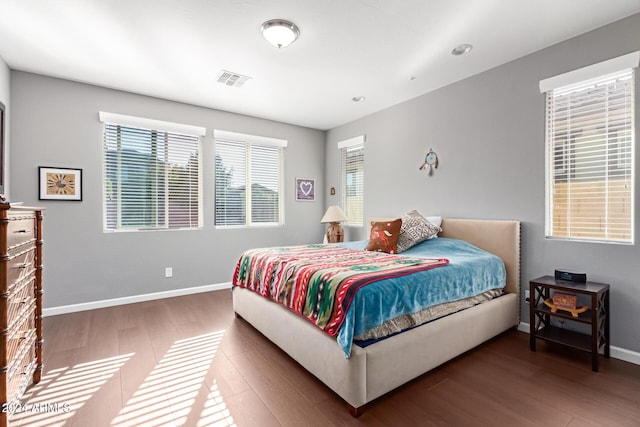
(39, 167, 83, 201)
(295, 177, 315, 201)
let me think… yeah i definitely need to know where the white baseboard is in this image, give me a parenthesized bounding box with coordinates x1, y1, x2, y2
(518, 322, 640, 366)
(43, 282, 232, 317)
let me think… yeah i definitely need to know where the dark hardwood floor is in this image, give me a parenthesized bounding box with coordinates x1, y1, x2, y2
(11, 289, 640, 426)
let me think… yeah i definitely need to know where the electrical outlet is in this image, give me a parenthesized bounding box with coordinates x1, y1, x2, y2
(165, 267, 173, 278)
(525, 290, 530, 303)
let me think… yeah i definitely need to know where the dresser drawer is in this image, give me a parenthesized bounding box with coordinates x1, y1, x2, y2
(7, 277, 35, 330)
(6, 334, 36, 405)
(6, 307, 36, 372)
(6, 247, 36, 291)
(7, 217, 36, 250)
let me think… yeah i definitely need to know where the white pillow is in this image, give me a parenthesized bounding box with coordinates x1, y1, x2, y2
(425, 216, 442, 238)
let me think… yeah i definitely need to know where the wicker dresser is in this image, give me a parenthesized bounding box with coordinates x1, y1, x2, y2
(0, 205, 43, 425)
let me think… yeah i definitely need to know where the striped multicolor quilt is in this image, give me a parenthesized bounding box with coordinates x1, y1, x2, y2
(232, 244, 449, 337)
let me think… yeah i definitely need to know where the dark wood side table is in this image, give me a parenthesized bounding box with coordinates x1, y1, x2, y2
(529, 275, 610, 372)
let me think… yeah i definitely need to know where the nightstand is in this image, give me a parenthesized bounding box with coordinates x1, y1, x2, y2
(529, 275, 610, 372)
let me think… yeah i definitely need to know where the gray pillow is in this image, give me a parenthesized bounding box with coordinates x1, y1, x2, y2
(396, 210, 441, 252)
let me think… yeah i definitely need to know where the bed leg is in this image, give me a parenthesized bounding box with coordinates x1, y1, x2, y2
(348, 404, 364, 418)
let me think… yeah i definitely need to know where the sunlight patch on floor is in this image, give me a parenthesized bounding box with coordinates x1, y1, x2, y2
(11, 353, 134, 427)
(197, 380, 235, 427)
(111, 330, 230, 427)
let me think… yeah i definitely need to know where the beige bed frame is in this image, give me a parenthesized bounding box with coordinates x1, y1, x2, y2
(232, 218, 520, 416)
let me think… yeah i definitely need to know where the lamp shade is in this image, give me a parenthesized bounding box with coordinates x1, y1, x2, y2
(261, 19, 300, 48)
(321, 205, 348, 223)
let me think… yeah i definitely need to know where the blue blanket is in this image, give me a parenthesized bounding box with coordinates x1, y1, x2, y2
(336, 237, 506, 357)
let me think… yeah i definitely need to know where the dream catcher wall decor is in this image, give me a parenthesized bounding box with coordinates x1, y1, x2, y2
(419, 148, 439, 176)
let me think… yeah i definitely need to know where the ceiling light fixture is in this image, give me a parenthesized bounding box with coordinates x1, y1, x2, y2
(451, 43, 473, 56)
(261, 19, 300, 48)
(451, 44, 473, 56)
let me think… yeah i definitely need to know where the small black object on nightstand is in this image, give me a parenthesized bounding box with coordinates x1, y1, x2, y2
(554, 269, 587, 283)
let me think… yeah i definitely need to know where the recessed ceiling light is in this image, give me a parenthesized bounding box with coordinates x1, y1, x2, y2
(352, 96, 366, 102)
(261, 19, 300, 48)
(451, 44, 473, 56)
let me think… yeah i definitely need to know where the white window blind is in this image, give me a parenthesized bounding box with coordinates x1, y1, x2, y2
(544, 68, 635, 243)
(214, 131, 285, 227)
(340, 136, 365, 227)
(101, 116, 202, 231)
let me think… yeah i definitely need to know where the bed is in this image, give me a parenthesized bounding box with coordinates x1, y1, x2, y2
(232, 218, 520, 416)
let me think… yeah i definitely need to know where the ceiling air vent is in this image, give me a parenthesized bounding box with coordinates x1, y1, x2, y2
(216, 70, 251, 88)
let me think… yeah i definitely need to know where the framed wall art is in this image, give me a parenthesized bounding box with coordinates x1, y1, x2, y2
(295, 177, 315, 201)
(39, 167, 83, 201)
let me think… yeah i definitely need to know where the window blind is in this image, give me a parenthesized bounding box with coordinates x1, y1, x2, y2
(214, 135, 284, 227)
(341, 140, 364, 227)
(103, 122, 202, 231)
(545, 68, 634, 243)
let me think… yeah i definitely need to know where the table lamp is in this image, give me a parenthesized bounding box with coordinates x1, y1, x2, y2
(321, 205, 348, 243)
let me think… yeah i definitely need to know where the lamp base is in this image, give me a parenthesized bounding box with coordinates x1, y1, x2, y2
(326, 222, 344, 243)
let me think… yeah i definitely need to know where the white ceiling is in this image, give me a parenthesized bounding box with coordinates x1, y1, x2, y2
(1, 0, 640, 130)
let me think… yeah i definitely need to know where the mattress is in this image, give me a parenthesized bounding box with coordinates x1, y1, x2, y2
(353, 288, 503, 344)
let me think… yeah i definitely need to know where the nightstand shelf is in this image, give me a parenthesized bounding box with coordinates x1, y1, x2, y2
(535, 302, 592, 324)
(529, 275, 610, 372)
(534, 325, 592, 353)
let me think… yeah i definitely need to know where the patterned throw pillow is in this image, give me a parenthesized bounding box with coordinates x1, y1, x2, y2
(365, 219, 403, 254)
(396, 210, 441, 253)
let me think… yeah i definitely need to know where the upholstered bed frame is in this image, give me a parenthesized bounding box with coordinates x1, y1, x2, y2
(232, 218, 520, 416)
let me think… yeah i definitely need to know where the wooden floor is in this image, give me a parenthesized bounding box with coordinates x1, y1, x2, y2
(11, 289, 640, 426)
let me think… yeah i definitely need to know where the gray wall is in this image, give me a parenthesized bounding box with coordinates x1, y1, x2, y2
(10, 72, 326, 308)
(326, 13, 640, 353)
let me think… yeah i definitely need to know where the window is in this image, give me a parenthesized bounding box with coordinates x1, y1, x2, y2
(339, 135, 365, 227)
(214, 130, 286, 227)
(540, 52, 638, 243)
(100, 112, 204, 231)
